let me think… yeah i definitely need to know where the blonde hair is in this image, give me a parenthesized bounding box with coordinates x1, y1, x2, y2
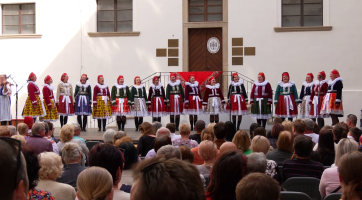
(38, 152, 63, 180)
(11, 135, 26, 146)
(335, 138, 359, 167)
(0, 126, 10, 137)
(17, 123, 28, 136)
(251, 136, 270, 155)
(277, 131, 294, 152)
(201, 127, 215, 141)
(198, 140, 218, 162)
(282, 120, 293, 134)
(232, 130, 251, 152)
(179, 123, 191, 136)
(207, 123, 216, 129)
(77, 167, 113, 200)
(59, 124, 74, 143)
(338, 152, 362, 200)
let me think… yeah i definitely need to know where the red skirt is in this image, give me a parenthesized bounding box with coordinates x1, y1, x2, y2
(183, 95, 203, 115)
(275, 95, 298, 118)
(310, 96, 329, 118)
(149, 97, 167, 117)
(320, 93, 344, 117)
(112, 97, 131, 116)
(58, 95, 75, 116)
(167, 94, 183, 115)
(226, 95, 248, 115)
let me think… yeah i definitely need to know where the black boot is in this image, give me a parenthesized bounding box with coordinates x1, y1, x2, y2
(117, 121, 122, 131)
(175, 116, 180, 131)
(262, 119, 267, 129)
(237, 116, 242, 131)
(102, 119, 106, 131)
(135, 117, 139, 131)
(60, 116, 64, 127)
(97, 119, 101, 131)
(83, 116, 87, 131)
(121, 121, 126, 131)
(77, 115, 82, 129)
(317, 118, 324, 128)
(64, 116, 68, 125)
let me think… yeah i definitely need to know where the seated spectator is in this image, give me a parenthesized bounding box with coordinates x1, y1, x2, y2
(179, 146, 194, 163)
(196, 140, 218, 176)
(253, 127, 266, 138)
(249, 123, 259, 139)
(157, 145, 182, 160)
(24, 116, 34, 135)
(333, 124, 345, 144)
(207, 122, 216, 129)
(292, 119, 306, 138)
(189, 120, 206, 143)
(220, 141, 237, 153)
(310, 129, 335, 166)
(338, 122, 349, 139)
(72, 123, 85, 144)
(282, 120, 293, 134)
(266, 131, 294, 166)
(103, 129, 116, 144)
(313, 125, 336, 151)
(247, 152, 267, 173)
(8, 125, 16, 136)
(266, 117, 283, 139)
(206, 150, 248, 200)
(57, 124, 89, 157)
(36, 152, 76, 200)
(113, 130, 127, 144)
(18, 123, 29, 140)
(0, 126, 11, 137)
(89, 143, 130, 199)
(172, 123, 198, 149)
(131, 157, 205, 200)
(348, 127, 361, 143)
(236, 173, 280, 200)
(191, 127, 220, 165)
(213, 122, 228, 149)
(304, 119, 319, 144)
(152, 121, 162, 132)
(22, 147, 55, 200)
(118, 142, 139, 186)
(137, 122, 156, 157)
(145, 127, 171, 159)
(319, 138, 358, 198)
(25, 123, 53, 154)
(225, 121, 236, 141)
(338, 151, 362, 200)
(232, 130, 252, 155)
(56, 143, 86, 187)
(11, 135, 26, 146)
(46, 122, 59, 143)
(43, 123, 59, 154)
(283, 135, 324, 182)
(77, 167, 113, 200)
(166, 123, 181, 142)
(268, 124, 284, 149)
(115, 136, 133, 146)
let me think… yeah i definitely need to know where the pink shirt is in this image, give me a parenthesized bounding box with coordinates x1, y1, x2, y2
(319, 167, 342, 198)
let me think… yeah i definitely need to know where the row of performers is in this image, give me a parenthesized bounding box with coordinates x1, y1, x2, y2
(19, 70, 343, 132)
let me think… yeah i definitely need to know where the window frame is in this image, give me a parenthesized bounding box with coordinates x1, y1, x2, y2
(2, 3, 36, 34)
(281, 0, 323, 27)
(189, 0, 223, 22)
(96, 0, 133, 32)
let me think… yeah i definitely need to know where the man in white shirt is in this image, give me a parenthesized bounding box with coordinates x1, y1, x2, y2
(166, 123, 181, 142)
(303, 119, 319, 144)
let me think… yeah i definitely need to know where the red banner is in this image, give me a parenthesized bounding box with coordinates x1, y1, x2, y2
(173, 71, 223, 93)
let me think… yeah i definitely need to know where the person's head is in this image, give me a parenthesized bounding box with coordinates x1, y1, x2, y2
(317, 129, 335, 155)
(103, 129, 115, 144)
(118, 142, 138, 170)
(8, 126, 16, 136)
(61, 73, 69, 83)
(273, 117, 283, 125)
(156, 145, 181, 160)
(195, 120, 206, 133)
(236, 173, 280, 200)
(152, 121, 162, 133)
(80, 74, 87, 84)
(330, 69, 340, 80)
(220, 142, 237, 153)
(61, 143, 82, 165)
(24, 117, 34, 130)
(314, 122, 320, 134)
(17, 123, 28, 136)
(305, 73, 313, 83)
(207, 122, 216, 129)
(134, 76, 141, 85)
(166, 123, 176, 133)
(333, 124, 345, 141)
(317, 71, 326, 81)
(117, 75, 124, 85)
(214, 122, 228, 140)
(154, 135, 172, 152)
(115, 136, 133, 147)
(348, 127, 362, 140)
(321, 125, 333, 132)
(198, 140, 218, 162)
(155, 127, 171, 138)
(251, 136, 270, 155)
(11, 135, 25, 146)
(257, 72, 265, 83)
(59, 124, 74, 143)
(335, 138, 359, 167)
(253, 127, 266, 138)
(98, 75, 105, 85)
(169, 73, 176, 82)
(247, 153, 267, 173)
(294, 135, 313, 158)
(0, 74, 6, 84)
(338, 122, 349, 138)
(77, 167, 113, 200)
(282, 72, 290, 83)
(21, 146, 40, 190)
(233, 73, 240, 83)
(42, 123, 49, 137)
(249, 123, 259, 139)
(282, 120, 293, 133)
(206, 150, 248, 200)
(304, 119, 315, 134)
(46, 122, 54, 137)
(89, 143, 124, 186)
(293, 119, 306, 134)
(346, 114, 357, 128)
(232, 130, 251, 152)
(225, 121, 236, 141)
(38, 152, 63, 181)
(209, 77, 216, 85)
(338, 152, 362, 200)
(139, 122, 155, 136)
(271, 124, 284, 138)
(131, 156, 205, 200)
(201, 127, 215, 141)
(0, 126, 11, 137)
(179, 146, 194, 163)
(113, 131, 127, 144)
(179, 123, 191, 137)
(277, 131, 294, 152)
(72, 123, 81, 136)
(152, 76, 159, 85)
(31, 123, 46, 137)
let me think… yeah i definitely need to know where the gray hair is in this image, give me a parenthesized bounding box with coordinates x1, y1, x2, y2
(61, 143, 81, 163)
(72, 123, 80, 131)
(247, 152, 267, 173)
(335, 138, 359, 166)
(8, 125, 16, 136)
(113, 131, 127, 144)
(157, 145, 182, 160)
(156, 127, 171, 138)
(31, 122, 45, 136)
(152, 122, 162, 132)
(304, 119, 315, 131)
(103, 129, 116, 144)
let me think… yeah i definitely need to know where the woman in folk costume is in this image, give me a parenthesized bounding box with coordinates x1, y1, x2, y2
(166, 73, 185, 131)
(40, 75, 58, 122)
(183, 74, 203, 131)
(0, 74, 12, 125)
(23, 72, 46, 121)
(250, 72, 273, 128)
(299, 73, 315, 119)
(310, 71, 329, 127)
(274, 72, 299, 122)
(74, 74, 92, 131)
(56, 73, 75, 127)
(226, 73, 249, 130)
(147, 76, 166, 123)
(92, 75, 112, 131)
(203, 77, 225, 123)
(130, 76, 148, 131)
(320, 69, 344, 125)
(111, 75, 131, 131)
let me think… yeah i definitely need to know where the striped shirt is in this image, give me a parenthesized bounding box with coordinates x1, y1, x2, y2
(282, 158, 324, 182)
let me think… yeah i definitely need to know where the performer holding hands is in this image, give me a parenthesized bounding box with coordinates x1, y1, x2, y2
(310, 71, 328, 127)
(92, 75, 112, 131)
(74, 74, 92, 131)
(40, 75, 58, 122)
(203, 77, 225, 124)
(57, 73, 75, 127)
(130, 76, 148, 131)
(183, 74, 203, 131)
(147, 76, 166, 123)
(299, 73, 315, 119)
(111, 75, 131, 131)
(166, 73, 184, 131)
(23, 72, 46, 121)
(0, 74, 12, 125)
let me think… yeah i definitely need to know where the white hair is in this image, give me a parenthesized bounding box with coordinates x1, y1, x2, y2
(157, 145, 182, 160)
(247, 152, 267, 173)
(103, 129, 116, 144)
(72, 123, 80, 131)
(156, 127, 171, 138)
(62, 143, 81, 163)
(8, 125, 16, 136)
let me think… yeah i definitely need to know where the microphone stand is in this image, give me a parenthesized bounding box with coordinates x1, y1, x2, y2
(9, 76, 27, 132)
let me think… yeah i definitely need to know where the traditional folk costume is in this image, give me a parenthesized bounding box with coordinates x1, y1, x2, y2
(147, 76, 166, 123)
(0, 75, 12, 125)
(23, 73, 46, 119)
(299, 73, 315, 119)
(74, 74, 92, 131)
(39, 76, 58, 122)
(250, 73, 273, 128)
(310, 71, 329, 127)
(56, 73, 75, 127)
(203, 77, 225, 123)
(183, 74, 203, 131)
(92, 75, 113, 131)
(130, 76, 148, 131)
(274, 72, 299, 121)
(111, 76, 131, 131)
(166, 73, 185, 130)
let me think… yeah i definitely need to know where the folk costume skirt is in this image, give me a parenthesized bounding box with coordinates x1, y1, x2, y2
(149, 97, 167, 117)
(0, 95, 11, 121)
(58, 95, 75, 116)
(92, 96, 113, 119)
(320, 93, 344, 117)
(183, 95, 203, 115)
(131, 98, 149, 117)
(23, 95, 46, 118)
(40, 99, 59, 122)
(300, 95, 313, 119)
(275, 95, 298, 118)
(250, 98, 272, 119)
(310, 95, 329, 118)
(167, 94, 183, 115)
(75, 95, 92, 116)
(226, 94, 248, 116)
(112, 97, 131, 116)
(204, 97, 224, 115)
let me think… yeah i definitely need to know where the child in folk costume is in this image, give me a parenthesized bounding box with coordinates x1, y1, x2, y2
(147, 76, 166, 123)
(23, 72, 46, 120)
(40, 76, 58, 122)
(111, 75, 131, 131)
(166, 73, 185, 131)
(320, 69, 344, 125)
(299, 73, 315, 119)
(0, 74, 12, 125)
(226, 73, 249, 130)
(274, 72, 300, 122)
(92, 75, 112, 131)
(74, 74, 92, 131)
(183, 74, 203, 131)
(130, 76, 148, 131)
(250, 72, 273, 128)
(310, 71, 329, 127)
(203, 77, 225, 123)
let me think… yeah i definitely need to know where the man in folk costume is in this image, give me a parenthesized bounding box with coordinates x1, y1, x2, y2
(183, 74, 203, 131)
(166, 73, 185, 131)
(0, 74, 12, 125)
(74, 74, 92, 131)
(23, 72, 46, 121)
(92, 75, 112, 131)
(111, 75, 131, 131)
(226, 73, 249, 130)
(250, 72, 273, 128)
(274, 72, 300, 122)
(130, 76, 148, 131)
(299, 73, 315, 119)
(147, 76, 166, 123)
(40, 75, 58, 122)
(310, 71, 329, 127)
(320, 69, 344, 125)
(57, 73, 75, 127)
(203, 77, 225, 123)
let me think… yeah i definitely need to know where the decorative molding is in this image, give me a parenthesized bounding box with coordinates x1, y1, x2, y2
(168, 49, 178, 57)
(0, 34, 42, 39)
(168, 39, 179, 48)
(274, 26, 333, 32)
(244, 47, 256, 56)
(232, 57, 243, 65)
(87, 32, 140, 37)
(232, 47, 243, 56)
(232, 38, 243, 46)
(168, 58, 178, 66)
(156, 49, 167, 57)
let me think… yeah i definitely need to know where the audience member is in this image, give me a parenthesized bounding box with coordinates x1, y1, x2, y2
(338, 122, 349, 138)
(266, 131, 294, 166)
(24, 116, 34, 134)
(346, 114, 357, 128)
(232, 130, 252, 155)
(292, 119, 306, 138)
(225, 121, 236, 141)
(236, 173, 280, 200)
(152, 121, 162, 132)
(338, 151, 362, 200)
(156, 145, 182, 160)
(220, 141, 237, 153)
(172, 123, 198, 149)
(113, 131, 127, 144)
(77, 167, 113, 200)
(43, 122, 59, 154)
(166, 123, 181, 141)
(196, 140, 218, 176)
(36, 152, 76, 200)
(310, 129, 335, 166)
(348, 127, 361, 143)
(11, 135, 26, 146)
(189, 120, 206, 143)
(118, 142, 139, 186)
(213, 122, 228, 149)
(137, 122, 156, 157)
(145, 128, 172, 159)
(249, 123, 259, 139)
(269, 124, 284, 149)
(314, 122, 321, 134)
(253, 127, 266, 138)
(304, 119, 319, 144)
(18, 123, 29, 140)
(115, 136, 133, 146)
(57, 124, 89, 157)
(103, 129, 116, 144)
(0, 126, 11, 137)
(282, 120, 293, 134)
(179, 146, 194, 163)
(191, 127, 219, 165)
(207, 122, 216, 129)
(273, 117, 283, 124)
(333, 124, 345, 144)
(247, 152, 267, 173)
(25, 123, 53, 154)
(8, 125, 16, 136)
(72, 123, 86, 144)
(46, 122, 59, 143)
